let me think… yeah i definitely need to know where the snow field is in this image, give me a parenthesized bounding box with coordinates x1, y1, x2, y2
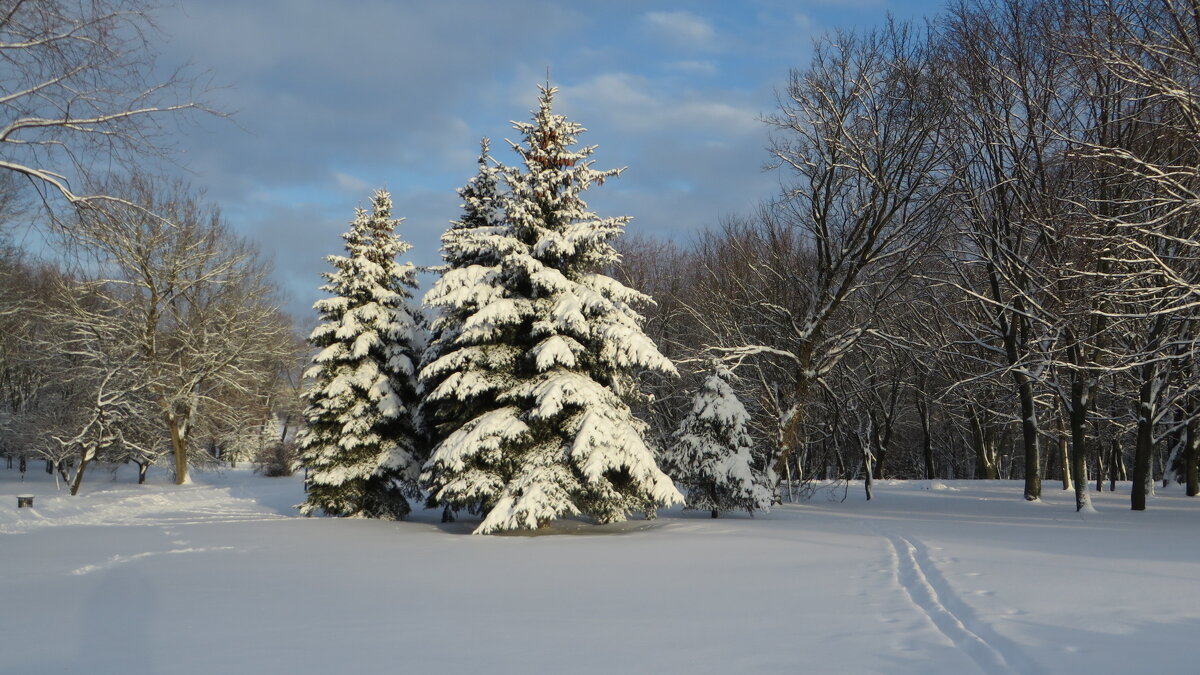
(3, 468, 1199, 674)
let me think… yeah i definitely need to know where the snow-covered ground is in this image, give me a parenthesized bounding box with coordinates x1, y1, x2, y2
(3, 467, 1198, 674)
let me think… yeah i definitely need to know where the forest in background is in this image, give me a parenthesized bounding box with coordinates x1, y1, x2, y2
(3, 0, 1200, 522)
(613, 0, 1200, 514)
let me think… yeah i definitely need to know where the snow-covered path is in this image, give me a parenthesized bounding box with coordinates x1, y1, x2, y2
(2, 470, 1198, 674)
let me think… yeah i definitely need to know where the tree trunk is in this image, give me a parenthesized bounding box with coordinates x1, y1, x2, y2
(862, 444, 874, 502)
(1186, 417, 1198, 497)
(1163, 430, 1183, 488)
(777, 370, 813, 483)
(1017, 374, 1041, 500)
(919, 399, 935, 480)
(1068, 380, 1091, 512)
(971, 410, 998, 480)
(874, 440, 888, 481)
(783, 458, 794, 503)
(69, 457, 90, 496)
(1109, 438, 1121, 491)
(137, 461, 149, 484)
(1132, 379, 1154, 511)
(169, 415, 189, 485)
(1059, 432, 1072, 491)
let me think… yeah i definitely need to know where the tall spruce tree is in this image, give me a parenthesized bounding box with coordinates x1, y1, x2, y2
(664, 366, 772, 518)
(421, 139, 507, 443)
(298, 189, 423, 519)
(419, 139, 508, 519)
(421, 84, 681, 534)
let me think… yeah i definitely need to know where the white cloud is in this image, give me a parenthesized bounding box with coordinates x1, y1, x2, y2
(158, 0, 580, 197)
(333, 172, 370, 195)
(561, 73, 761, 136)
(643, 10, 717, 49)
(668, 60, 718, 76)
(146, 1, 793, 316)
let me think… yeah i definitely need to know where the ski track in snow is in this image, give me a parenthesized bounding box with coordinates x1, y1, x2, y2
(71, 546, 236, 576)
(883, 533, 1042, 675)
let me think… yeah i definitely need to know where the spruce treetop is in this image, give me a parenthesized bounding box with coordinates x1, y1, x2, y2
(439, 138, 507, 270)
(505, 84, 630, 275)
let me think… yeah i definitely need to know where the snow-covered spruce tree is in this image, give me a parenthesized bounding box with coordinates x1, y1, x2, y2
(421, 84, 682, 534)
(297, 189, 424, 519)
(419, 138, 508, 520)
(421, 139, 507, 451)
(664, 366, 772, 518)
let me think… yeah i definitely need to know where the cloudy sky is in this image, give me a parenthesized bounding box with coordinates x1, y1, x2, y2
(154, 0, 945, 317)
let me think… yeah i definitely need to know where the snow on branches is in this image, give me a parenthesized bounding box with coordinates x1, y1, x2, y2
(297, 190, 424, 519)
(664, 365, 772, 517)
(421, 85, 681, 534)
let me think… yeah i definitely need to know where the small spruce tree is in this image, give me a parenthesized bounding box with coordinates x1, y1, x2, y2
(297, 189, 423, 519)
(422, 84, 682, 533)
(665, 366, 772, 518)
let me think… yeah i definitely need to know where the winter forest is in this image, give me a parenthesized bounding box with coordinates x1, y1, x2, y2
(6, 0, 1200, 671)
(7, 0, 1200, 523)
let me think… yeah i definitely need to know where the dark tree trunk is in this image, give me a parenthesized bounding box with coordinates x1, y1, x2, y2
(1109, 438, 1121, 491)
(1132, 379, 1155, 511)
(1001, 304, 1040, 499)
(916, 377, 935, 480)
(1059, 433, 1072, 491)
(970, 409, 998, 480)
(1017, 374, 1041, 500)
(863, 445, 874, 502)
(1068, 378, 1090, 511)
(921, 416, 935, 480)
(1163, 417, 1184, 488)
(871, 408, 892, 482)
(69, 458, 89, 496)
(1186, 417, 1198, 497)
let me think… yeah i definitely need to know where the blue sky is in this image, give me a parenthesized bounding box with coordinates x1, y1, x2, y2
(155, 0, 947, 317)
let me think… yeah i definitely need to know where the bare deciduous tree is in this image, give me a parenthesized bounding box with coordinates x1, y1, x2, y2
(0, 0, 210, 211)
(67, 175, 292, 484)
(704, 22, 953, 484)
